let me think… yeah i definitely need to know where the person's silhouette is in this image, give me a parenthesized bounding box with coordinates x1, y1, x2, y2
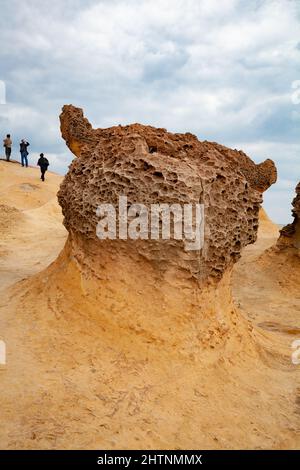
(37, 153, 49, 181)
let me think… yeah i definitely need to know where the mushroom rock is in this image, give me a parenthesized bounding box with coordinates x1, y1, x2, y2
(57, 105, 277, 348)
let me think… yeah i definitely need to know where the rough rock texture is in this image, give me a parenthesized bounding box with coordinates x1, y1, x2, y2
(1, 135, 300, 451)
(278, 182, 300, 249)
(58, 105, 277, 284)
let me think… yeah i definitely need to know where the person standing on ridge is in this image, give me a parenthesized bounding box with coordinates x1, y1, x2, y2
(20, 139, 30, 167)
(3, 134, 12, 161)
(37, 153, 49, 181)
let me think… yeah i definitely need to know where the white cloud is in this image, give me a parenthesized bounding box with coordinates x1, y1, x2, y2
(0, 0, 299, 222)
(29, 151, 73, 174)
(231, 140, 300, 224)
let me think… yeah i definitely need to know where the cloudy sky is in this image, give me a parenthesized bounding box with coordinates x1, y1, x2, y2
(0, 0, 299, 223)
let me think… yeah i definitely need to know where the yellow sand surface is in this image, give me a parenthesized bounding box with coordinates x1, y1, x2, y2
(0, 160, 299, 449)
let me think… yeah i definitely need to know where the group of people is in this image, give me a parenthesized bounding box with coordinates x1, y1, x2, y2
(3, 134, 50, 181)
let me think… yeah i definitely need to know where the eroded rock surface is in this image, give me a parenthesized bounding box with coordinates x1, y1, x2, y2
(58, 105, 277, 284)
(278, 182, 300, 249)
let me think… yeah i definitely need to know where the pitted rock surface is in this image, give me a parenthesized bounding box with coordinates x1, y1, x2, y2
(58, 105, 277, 282)
(278, 182, 300, 249)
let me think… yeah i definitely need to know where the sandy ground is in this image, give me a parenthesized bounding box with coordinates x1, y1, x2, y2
(0, 160, 299, 449)
(233, 211, 300, 332)
(0, 160, 67, 290)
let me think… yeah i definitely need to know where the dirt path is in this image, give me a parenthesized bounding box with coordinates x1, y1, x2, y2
(0, 161, 67, 291)
(232, 224, 300, 335)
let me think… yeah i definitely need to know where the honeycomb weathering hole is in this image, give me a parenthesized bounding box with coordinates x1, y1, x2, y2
(58, 104, 277, 285)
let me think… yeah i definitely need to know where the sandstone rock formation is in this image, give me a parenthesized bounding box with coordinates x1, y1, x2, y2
(278, 182, 300, 249)
(58, 105, 277, 285)
(1, 126, 299, 451)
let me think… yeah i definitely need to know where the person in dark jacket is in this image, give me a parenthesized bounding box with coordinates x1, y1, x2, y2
(20, 139, 30, 167)
(37, 153, 49, 181)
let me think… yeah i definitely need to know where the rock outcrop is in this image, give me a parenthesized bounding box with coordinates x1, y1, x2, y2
(278, 182, 300, 249)
(2, 155, 299, 451)
(2, 115, 299, 451)
(58, 105, 277, 285)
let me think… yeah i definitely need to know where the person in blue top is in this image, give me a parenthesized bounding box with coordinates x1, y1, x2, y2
(20, 139, 30, 167)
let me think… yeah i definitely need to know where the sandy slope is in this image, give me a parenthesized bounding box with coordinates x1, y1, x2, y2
(0, 161, 299, 449)
(0, 160, 67, 289)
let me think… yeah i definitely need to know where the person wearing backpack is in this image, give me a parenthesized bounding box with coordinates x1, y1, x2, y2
(37, 153, 49, 181)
